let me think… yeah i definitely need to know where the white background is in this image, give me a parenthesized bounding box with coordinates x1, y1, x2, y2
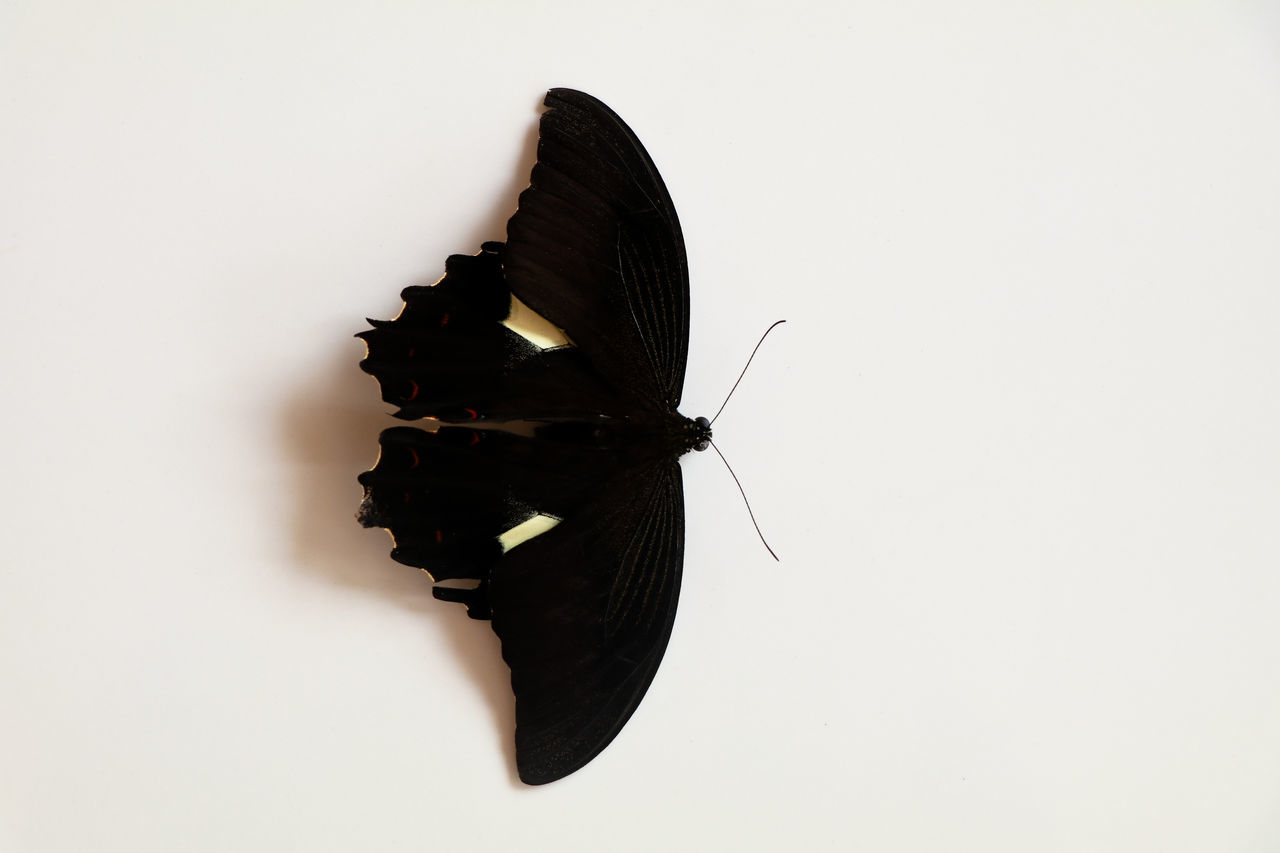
(3, 3, 1279, 851)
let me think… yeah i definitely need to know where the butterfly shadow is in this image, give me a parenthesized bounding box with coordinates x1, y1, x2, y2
(277, 116, 541, 786)
(278, 340, 523, 784)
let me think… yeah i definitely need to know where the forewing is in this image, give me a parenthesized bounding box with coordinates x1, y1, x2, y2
(489, 462, 686, 784)
(504, 88, 690, 411)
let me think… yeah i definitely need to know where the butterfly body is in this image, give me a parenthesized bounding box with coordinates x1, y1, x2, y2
(358, 89, 702, 784)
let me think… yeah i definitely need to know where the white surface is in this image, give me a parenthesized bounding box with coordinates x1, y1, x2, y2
(3, 3, 1279, 851)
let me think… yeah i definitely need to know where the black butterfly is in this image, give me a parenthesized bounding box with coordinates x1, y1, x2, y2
(357, 88, 710, 785)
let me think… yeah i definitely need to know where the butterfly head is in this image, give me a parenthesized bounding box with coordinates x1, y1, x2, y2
(692, 416, 712, 452)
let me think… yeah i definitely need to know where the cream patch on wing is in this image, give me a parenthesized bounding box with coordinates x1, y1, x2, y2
(503, 294, 572, 349)
(498, 513, 563, 553)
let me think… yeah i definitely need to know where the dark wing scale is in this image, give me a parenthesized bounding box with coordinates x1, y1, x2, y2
(504, 88, 690, 411)
(358, 242, 628, 422)
(358, 244, 521, 422)
(490, 463, 685, 784)
(357, 426, 509, 589)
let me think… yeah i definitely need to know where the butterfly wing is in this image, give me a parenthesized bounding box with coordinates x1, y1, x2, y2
(489, 88, 695, 782)
(490, 462, 685, 785)
(359, 88, 696, 784)
(359, 426, 688, 784)
(357, 243, 628, 423)
(358, 424, 621, 597)
(504, 88, 691, 411)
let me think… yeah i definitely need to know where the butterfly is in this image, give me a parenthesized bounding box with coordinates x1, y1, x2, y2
(356, 88, 710, 785)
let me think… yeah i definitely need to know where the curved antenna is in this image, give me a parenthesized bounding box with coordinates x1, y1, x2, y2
(708, 440, 779, 562)
(710, 320, 787, 425)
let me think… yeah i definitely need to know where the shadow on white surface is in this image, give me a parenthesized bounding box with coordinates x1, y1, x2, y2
(279, 340, 526, 785)
(273, 116, 549, 785)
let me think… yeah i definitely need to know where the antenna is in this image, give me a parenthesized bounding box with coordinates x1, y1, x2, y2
(710, 320, 786, 425)
(704, 319, 786, 561)
(708, 440, 779, 561)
